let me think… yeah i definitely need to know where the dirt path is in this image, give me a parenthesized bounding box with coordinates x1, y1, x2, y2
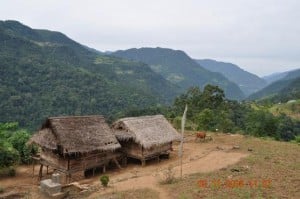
(90, 150, 247, 199)
(87, 135, 248, 199)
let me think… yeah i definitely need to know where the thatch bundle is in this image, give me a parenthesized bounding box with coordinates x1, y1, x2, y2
(29, 115, 121, 154)
(112, 115, 180, 149)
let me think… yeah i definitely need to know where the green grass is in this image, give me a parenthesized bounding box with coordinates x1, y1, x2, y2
(269, 100, 300, 120)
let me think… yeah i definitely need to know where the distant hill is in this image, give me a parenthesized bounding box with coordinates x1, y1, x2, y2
(0, 20, 178, 129)
(112, 48, 245, 100)
(262, 72, 289, 84)
(262, 68, 300, 84)
(195, 59, 266, 96)
(248, 69, 300, 101)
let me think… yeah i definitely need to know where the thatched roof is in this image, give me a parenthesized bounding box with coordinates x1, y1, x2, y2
(112, 115, 180, 149)
(29, 115, 121, 154)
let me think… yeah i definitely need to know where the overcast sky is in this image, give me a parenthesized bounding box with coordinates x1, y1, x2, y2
(1, 0, 300, 76)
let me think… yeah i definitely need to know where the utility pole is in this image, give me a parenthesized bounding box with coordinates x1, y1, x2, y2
(179, 104, 187, 179)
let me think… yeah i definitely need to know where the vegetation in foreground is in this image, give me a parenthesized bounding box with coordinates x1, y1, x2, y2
(0, 122, 36, 176)
(163, 135, 300, 199)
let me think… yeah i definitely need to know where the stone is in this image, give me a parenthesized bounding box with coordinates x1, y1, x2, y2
(52, 173, 60, 184)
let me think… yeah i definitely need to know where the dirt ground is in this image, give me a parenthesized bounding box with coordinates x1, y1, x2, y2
(0, 133, 249, 199)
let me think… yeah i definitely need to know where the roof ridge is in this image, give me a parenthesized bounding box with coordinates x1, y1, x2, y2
(48, 115, 104, 119)
(118, 114, 163, 121)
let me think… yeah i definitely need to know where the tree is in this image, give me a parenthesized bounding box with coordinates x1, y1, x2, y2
(202, 85, 225, 109)
(196, 109, 215, 131)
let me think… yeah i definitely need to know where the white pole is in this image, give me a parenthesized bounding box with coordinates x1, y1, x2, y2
(179, 104, 187, 179)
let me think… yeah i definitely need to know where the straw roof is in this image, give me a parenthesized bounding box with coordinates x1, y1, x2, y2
(29, 115, 121, 154)
(112, 115, 180, 149)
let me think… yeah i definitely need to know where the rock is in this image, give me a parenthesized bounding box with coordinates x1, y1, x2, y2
(230, 168, 240, 172)
(248, 148, 253, 151)
(216, 146, 224, 150)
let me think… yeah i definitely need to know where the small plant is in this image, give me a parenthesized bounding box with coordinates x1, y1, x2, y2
(295, 135, 300, 143)
(161, 165, 175, 184)
(8, 167, 16, 176)
(0, 186, 4, 193)
(100, 175, 109, 187)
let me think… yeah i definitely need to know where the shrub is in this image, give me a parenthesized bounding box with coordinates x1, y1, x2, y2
(100, 175, 109, 187)
(0, 186, 4, 193)
(161, 165, 175, 184)
(295, 135, 300, 143)
(0, 166, 16, 177)
(0, 142, 20, 167)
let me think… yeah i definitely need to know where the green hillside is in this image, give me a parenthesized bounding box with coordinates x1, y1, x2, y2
(0, 20, 178, 129)
(196, 59, 266, 96)
(248, 69, 300, 101)
(112, 48, 245, 100)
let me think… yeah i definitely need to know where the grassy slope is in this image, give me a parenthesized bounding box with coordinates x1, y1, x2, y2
(163, 135, 300, 199)
(269, 100, 300, 120)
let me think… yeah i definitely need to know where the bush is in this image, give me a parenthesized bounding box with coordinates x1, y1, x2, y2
(161, 165, 175, 184)
(0, 142, 20, 167)
(0, 166, 16, 177)
(0, 186, 4, 193)
(100, 175, 109, 187)
(295, 136, 300, 143)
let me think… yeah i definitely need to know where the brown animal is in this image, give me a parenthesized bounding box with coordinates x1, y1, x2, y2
(195, 131, 206, 142)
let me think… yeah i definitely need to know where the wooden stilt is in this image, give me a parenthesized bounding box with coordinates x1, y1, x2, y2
(103, 165, 106, 173)
(46, 166, 49, 174)
(39, 164, 43, 180)
(122, 156, 127, 167)
(93, 168, 95, 176)
(113, 158, 122, 169)
(32, 161, 35, 178)
(141, 159, 146, 167)
(157, 156, 160, 163)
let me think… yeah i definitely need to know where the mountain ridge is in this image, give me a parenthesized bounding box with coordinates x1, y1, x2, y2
(195, 59, 266, 96)
(112, 47, 245, 100)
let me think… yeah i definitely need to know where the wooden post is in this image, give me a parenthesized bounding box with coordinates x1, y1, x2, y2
(32, 159, 35, 178)
(46, 166, 49, 174)
(103, 165, 106, 173)
(113, 157, 122, 169)
(141, 159, 146, 167)
(39, 164, 43, 180)
(122, 156, 127, 167)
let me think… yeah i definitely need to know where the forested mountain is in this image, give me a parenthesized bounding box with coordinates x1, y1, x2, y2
(195, 59, 266, 96)
(0, 20, 178, 129)
(262, 71, 290, 84)
(248, 71, 300, 102)
(112, 48, 245, 100)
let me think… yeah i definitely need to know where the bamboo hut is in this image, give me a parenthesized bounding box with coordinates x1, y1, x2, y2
(29, 115, 122, 182)
(112, 115, 180, 166)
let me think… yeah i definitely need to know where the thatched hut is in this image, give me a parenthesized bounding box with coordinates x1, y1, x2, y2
(29, 115, 122, 182)
(112, 115, 180, 166)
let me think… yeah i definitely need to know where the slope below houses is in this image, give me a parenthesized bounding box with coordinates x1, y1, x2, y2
(112, 47, 245, 100)
(195, 59, 266, 96)
(0, 20, 179, 129)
